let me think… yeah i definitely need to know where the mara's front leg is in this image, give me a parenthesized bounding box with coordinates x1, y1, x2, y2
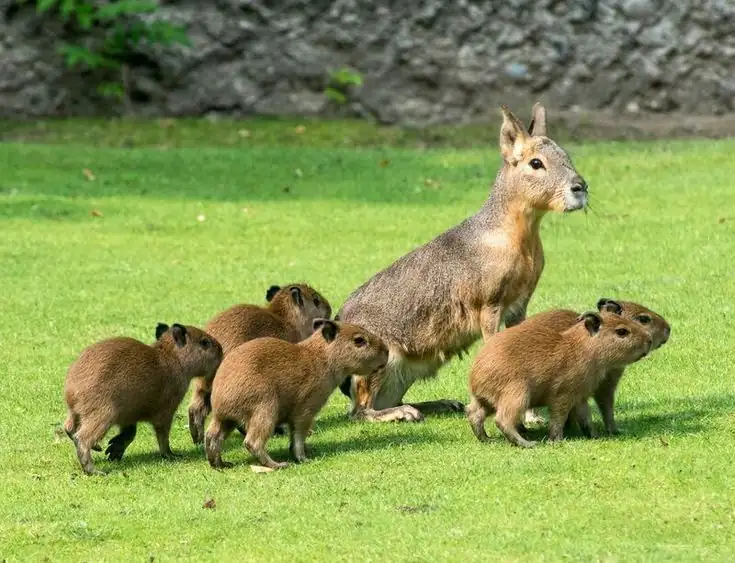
(480, 304, 505, 341)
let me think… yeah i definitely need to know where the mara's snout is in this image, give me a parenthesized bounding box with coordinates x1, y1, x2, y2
(564, 178, 589, 211)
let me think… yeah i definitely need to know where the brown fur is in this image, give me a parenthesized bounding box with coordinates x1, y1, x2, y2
(64, 323, 223, 475)
(187, 283, 331, 444)
(205, 319, 388, 470)
(337, 103, 589, 423)
(566, 299, 671, 435)
(467, 310, 651, 447)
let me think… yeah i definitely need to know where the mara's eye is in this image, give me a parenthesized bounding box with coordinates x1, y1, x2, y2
(635, 314, 652, 325)
(615, 328, 630, 337)
(529, 158, 545, 170)
(200, 338, 212, 349)
(313, 298, 321, 307)
(354, 336, 367, 348)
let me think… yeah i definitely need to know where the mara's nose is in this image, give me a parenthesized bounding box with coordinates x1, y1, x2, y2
(571, 180, 588, 194)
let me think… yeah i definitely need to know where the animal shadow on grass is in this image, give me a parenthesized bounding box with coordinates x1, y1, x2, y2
(213, 413, 448, 467)
(540, 392, 735, 443)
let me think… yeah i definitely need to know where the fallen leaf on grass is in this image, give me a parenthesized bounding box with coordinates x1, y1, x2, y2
(90, 209, 103, 217)
(238, 129, 251, 138)
(250, 465, 275, 474)
(294, 125, 306, 134)
(718, 217, 727, 224)
(379, 159, 390, 168)
(241, 207, 249, 214)
(294, 168, 303, 178)
(158, 119, 175, 128)
(82, 168, 96, 181)
(197, 214, 206, 222)
(659, 437, 669, 447)
(202, 498, 216, 510)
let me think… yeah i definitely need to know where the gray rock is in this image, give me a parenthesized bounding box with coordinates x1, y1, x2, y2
(0, 0, 731, 121)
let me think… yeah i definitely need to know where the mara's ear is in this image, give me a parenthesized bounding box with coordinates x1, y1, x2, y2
(527, 102, 547, 137)
(577, 312, 602, 335)
(155, 323, 169, 340)
(313, 318, 338, 342)
(290, 286, 304, 307)
(265, 285, 281, 302)
(171, 323, 188, 347)
(596, 298, 623, 315)
(499, 105, 529, 165)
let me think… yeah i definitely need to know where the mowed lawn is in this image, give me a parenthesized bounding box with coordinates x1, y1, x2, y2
(0, 130, 734, 561)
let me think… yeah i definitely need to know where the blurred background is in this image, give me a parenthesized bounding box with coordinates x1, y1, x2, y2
(1, 0, 733, 139)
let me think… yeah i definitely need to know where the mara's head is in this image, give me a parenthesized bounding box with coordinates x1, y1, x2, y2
(597, 298, 671, 351)
(571, 311, 652, 367)
(311, 319, 389, 377)
(498, 103, 588, 213)
(155, 323, 223, 380)
(265, 283, 333, 339)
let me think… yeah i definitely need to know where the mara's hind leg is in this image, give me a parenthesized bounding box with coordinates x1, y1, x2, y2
(188, 377, 212, 445)
(522, 409, 546, 426)
(467, 395, 492, 442)
(105, 424, 138, 461)
(245, 408, 288, 470)
(494, 391, 536, 448)
(73, 415, 112, 475)
(205, 417, 236, 469)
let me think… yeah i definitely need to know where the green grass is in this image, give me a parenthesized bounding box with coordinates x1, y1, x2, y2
(1, 128, 734, 561)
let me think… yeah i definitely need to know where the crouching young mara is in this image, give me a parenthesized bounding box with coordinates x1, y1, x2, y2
(337, 103, 589, 423)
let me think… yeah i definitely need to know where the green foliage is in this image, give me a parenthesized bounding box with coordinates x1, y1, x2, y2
(18, 0, 191, 101)
(325, 67, 364, 105)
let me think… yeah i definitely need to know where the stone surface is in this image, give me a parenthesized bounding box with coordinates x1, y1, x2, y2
(0, 0, 733, 122)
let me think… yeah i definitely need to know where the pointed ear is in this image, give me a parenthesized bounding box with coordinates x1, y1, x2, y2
(265, 285, 281, 302)
(155, 323, 169, 340)
(528, 102, 547, 137)
(499, 105, 529, 165)
(313, 318, 338, 342)
(171, 323, 188, 347)
(577, 312, 602, 335)
(290, 286, 304, 307)
(596, 298, 623, 315)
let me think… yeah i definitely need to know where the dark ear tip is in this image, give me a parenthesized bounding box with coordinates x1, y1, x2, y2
(265, 285, 281, 302)
(155, 323, 169, 340)
(596, 298, 612, 309)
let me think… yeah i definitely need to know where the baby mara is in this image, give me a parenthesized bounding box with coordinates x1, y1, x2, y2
(468, 309, 652, 448)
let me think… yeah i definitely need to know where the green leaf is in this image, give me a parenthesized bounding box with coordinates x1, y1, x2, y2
(36, 0, 58, 14)
(97, 82, 125, 99)
(60, 0, 76, 20)
(75, 3, 95, 29)
(96, 0, 158, 21)
(329, 68, 364, 87)
(324, 87, 347, 104)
